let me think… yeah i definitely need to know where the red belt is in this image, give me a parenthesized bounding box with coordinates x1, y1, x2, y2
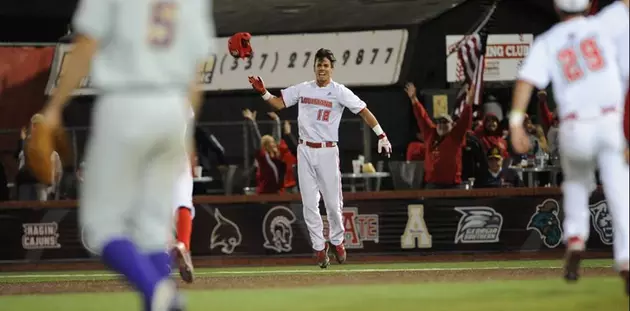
(561, 106, 618, 122)
(299, 139, 336, 148)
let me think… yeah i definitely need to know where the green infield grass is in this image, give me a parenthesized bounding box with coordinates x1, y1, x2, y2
(0, 259, 626, 311)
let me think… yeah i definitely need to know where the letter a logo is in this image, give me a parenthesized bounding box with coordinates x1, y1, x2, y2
(400, 205, 432, 249)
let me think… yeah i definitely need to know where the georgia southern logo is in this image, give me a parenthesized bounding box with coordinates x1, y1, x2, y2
(454, 207, 503, 244)
(527, 199, 563, 248)
(262, 206, 296, 253)
(589, 200, 612, 245)
(210, 209, 242, 254)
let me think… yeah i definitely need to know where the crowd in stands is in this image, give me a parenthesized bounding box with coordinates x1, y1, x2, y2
(1, 84, 627, 201)
(405, 84, 566, 190)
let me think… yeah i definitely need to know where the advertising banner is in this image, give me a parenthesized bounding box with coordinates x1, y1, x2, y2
(446, 34, 533, 82)
(44, 30, 409, 96)
(0, 194, 613, 262)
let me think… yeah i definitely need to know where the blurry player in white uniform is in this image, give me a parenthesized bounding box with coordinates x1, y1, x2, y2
(248, 48, 392, 268)
(172, 109, 196, 284)
(40, 0, 216, 309)
(509, 0, 629, 293)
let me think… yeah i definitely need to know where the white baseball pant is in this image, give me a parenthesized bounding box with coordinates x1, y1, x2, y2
(297, 143, 344, 251)
(80, 91, 190, 254)
(559, 113, 629, 269)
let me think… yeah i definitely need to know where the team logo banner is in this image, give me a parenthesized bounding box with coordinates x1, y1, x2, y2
(0, 194, 613, 262)
(446, 34, 533, 82)
(44, 29, 409, 95)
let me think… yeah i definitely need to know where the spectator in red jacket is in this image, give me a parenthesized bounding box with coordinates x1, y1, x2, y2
(243, 109, 296, 194)
(405, 82, 473, 189)
(474, 113, 508, 158)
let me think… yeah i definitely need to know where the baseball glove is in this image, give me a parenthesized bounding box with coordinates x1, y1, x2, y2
(26, 122, 73, 186)
(228, 32, 253, 59)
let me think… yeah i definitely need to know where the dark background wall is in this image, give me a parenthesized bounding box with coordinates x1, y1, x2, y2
(0, 0, 616, 171)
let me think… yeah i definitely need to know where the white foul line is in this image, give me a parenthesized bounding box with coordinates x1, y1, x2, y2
(0, 265, 612, 280)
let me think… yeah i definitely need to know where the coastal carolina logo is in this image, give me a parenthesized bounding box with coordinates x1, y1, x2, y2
(589, 200, 613, 245)
(210, 209, 242, 254)
(527, 199, 563, 248)
(454, 207, 503, 244)
(262, 206, 297, 253)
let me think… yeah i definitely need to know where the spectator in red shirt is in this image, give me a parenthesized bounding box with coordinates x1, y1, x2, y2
(474, 113, 508, 158)
(405, 82, 473, 189)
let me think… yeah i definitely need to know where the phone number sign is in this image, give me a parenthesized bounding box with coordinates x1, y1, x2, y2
(199, 29, 409, 91)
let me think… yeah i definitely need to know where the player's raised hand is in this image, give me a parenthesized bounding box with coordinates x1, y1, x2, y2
(377, 136, 392, 158)
(248, 76, 266, 94)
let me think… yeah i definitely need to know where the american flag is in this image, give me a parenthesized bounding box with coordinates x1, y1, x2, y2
(454, 30, 489, 117)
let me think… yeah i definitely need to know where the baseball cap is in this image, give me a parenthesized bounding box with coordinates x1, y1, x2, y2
(487, 147, 502, 160)
(554, 0, 589, 13)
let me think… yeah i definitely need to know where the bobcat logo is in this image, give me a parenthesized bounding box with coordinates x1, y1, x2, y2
(262, 206, 296, 253)
(589, 201, 613, 245)
(210, 209, 242, 254)
(527, 199, 563, 248)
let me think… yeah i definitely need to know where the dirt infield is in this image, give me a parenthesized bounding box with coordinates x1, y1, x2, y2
(0, 250, 613, 273)
(0, 267, 618, 296)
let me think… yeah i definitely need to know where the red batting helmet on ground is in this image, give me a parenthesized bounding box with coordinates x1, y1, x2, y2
(228, 32, 253, 59)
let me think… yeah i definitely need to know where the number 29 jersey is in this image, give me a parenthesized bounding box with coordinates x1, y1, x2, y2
(281, 80, 367, 143)
(518, 2, 629, 120)
(72, 0, 216, 91)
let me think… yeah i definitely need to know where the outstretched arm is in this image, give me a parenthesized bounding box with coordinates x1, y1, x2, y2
(536, 90, 554, 131)
(268, 112, 282, 142)
(404, 83, 436, 140)
(243, 109, 262, 150)
(510, 36, 550, 154)
(248, 76, 287, 110)
(337, 85, 392, 157)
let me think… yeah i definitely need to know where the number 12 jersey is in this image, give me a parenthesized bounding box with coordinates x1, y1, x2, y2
(281, 80, 367, 142)
(518, 2, 629, 120)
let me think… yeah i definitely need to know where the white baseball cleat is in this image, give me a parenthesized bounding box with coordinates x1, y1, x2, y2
(173, 242, 194, 283)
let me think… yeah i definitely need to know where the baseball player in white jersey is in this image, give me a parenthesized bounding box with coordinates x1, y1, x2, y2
(39, 0, 216, 309)
(248, 48, 392, 268)
(509, 0, 629, 293)
(171, 108, 196, 284)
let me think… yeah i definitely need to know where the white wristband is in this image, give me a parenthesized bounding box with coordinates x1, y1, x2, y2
(261, 91, 272, 101)
(372, 124, 385, 137)
(509, 110, 525, 127)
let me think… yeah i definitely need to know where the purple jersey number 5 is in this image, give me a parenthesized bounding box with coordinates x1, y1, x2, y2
(148, 1, 178, 48)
